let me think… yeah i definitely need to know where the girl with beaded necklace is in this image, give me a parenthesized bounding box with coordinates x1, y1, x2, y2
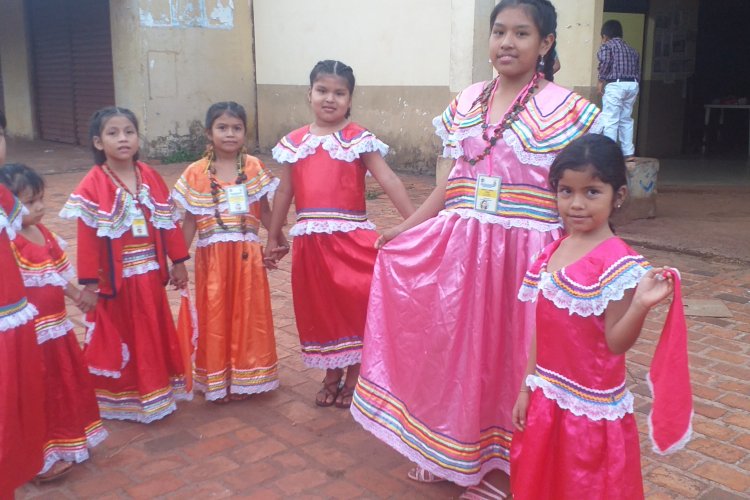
(351, 1, 603, 498)
(173, 102, 280, 404)
(60, 107, 191, 423)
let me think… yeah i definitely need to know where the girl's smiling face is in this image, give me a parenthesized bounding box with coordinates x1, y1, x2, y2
(308, 74, 352, 128)
(556, 164, 626, 237)
(207, 112, 246, 157)
(489, 6, 554, 82)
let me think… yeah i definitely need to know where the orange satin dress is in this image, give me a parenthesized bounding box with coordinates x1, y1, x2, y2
(173, 155, 279, 401)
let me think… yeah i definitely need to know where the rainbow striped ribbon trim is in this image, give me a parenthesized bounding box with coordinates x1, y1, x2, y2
(443, 177, 558, 224)
(296, 208, 369, 224)
(352, 376, 512, 475)
(535, 365, 628, 406)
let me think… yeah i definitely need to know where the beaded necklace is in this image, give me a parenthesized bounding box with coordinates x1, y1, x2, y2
(462, 72, 540, 166)
(206, 149, 250, 259)
(102, 163, 143, 203)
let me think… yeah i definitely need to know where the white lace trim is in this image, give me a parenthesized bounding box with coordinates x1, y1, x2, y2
(0, 302, 38, 333)
(22, 267, 76, 288)
(54, 233, 69, 250)
(646, 373, 693, 455)
(198, 380, 280, 401)
(272, 134, 389, 164)
(589, 114, 604, 134)
(438, 208, 562, 232)
(36, 319, 75, 345)
(196, 232, 261, 248)
(39, 426, 108, 474)
(289, 219, 376, 236)
(302, 349, 362, 369)
(537, 263, 647, 317)
(432, 114, 484, 159)
(503, 129, 558, 168)
(0, 203, 27, 240)
(172, 178, 279, 216)
(527, 374, 634, 421)
(122, 261, 160, 278)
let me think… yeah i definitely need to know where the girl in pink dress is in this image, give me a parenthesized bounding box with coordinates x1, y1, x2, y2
(265, 60, 415, 409)
(510, 134, 675, 499)
(2, 163, 107, 481)
(351, 1, 601, 497)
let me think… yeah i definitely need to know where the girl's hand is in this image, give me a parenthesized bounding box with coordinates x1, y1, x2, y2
(512, 390, 531, 431)
(170, 262, 188, 289)
(78, 284, 99, 313)
(264, 238, 288, 270)
(375, 225, 403, 249)
(633, 267, 674, 310)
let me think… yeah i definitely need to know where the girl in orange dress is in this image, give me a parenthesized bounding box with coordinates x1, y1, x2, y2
(3, 163, 107, 481)
(173, 102, 280, 403)
(60, 107, 190, 423)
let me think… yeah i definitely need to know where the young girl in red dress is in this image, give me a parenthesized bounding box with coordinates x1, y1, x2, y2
(60, 107, 191, 423)
(510, 134, 676, 499)
(265, 60, 415, 408)
(0, 111, 47, 495)
(2, 163, 107, 481)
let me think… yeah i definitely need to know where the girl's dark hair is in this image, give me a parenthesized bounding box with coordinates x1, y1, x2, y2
(88, 106, 140, 165)
(490, 0, 557, 81)
(0, 163, 45, 198)
(205, 101, 248, 130)
(0, 109, 6, 130)
(309, 60, 356, 118)
(548, 134, 627, 193)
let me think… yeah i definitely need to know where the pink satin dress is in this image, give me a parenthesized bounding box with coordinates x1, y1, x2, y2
(272, 122, 388, 369)
(351, 80, 602, 486)
(511, 236, 650, 500)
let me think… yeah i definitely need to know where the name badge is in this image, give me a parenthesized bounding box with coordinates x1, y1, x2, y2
(225, 184, 249, 214)
(131, 210, 149, 238)
(474, 175, 501, 213)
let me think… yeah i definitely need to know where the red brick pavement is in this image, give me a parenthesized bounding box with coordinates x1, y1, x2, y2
(10, 149, 750, 499)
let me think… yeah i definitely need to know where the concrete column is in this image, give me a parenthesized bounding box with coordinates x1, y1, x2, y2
(0, 0, 36, 138)
(555, 0, 604, 102)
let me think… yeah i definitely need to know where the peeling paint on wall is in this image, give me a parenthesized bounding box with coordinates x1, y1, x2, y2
(139, 0, 234, 29)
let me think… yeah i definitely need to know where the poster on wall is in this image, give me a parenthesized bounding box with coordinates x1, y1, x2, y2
(651, 6, 695, 82)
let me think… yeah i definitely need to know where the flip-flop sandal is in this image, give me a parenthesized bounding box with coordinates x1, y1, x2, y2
(459, 479, 509, 499)
(315, 377, 341, 407)
(34, 461, 73, 484)
(334, 384, 356, 409)
(407, 466, 447, 483)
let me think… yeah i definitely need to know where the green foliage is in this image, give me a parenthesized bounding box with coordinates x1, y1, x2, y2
(160, 149, 202, 164)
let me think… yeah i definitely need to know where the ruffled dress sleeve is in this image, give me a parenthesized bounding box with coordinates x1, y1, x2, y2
(272, 124, 389, 164)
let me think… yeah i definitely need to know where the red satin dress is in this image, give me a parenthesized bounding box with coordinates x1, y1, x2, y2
(272, 122, 388, 368)
(11, 224, 107, 473)
(0, 185, 45, 496)
(511, 237, 650, 500)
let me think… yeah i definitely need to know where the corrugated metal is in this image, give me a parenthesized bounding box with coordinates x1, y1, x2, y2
(30, 0, 114, 145)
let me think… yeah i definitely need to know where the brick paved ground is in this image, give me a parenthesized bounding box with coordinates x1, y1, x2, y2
(9, 143, 750, 499)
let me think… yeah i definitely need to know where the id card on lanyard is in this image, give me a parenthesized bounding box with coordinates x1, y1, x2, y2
(131, 207, 149, 238)
(225, 184, 249, 214)
(474, 174, 501, 213)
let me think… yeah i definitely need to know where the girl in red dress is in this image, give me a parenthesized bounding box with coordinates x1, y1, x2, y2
(0, 111, 46, 495)
(60, 107, 191, 423)
(265, 60, 415, 408)
(510, 134, 675, 500)
(2, 163, 107, 481)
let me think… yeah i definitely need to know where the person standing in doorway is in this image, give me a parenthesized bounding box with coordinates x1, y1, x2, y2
(597, 19, 640, 161)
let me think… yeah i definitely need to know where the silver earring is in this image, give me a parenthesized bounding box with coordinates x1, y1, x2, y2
(488, 58, 493, 63)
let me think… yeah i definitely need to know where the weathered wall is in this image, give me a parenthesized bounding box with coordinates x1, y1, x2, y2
(0, 0, 36, 138)
(110, 0, 258, 158)
(254, 0, 493, 172)
(555, 0, 604, 102)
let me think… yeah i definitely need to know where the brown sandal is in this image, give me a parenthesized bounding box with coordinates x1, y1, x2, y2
(335, 384, 356, 409)
(34, 461, 73, 484)
(315, 377, 341, 407)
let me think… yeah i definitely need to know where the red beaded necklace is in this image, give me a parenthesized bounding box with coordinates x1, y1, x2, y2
(101, 163, 142, 202)
(461, 72, 540, 166)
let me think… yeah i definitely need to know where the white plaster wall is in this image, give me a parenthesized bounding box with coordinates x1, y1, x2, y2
(554, 0, 604, 89)
(0, 0, 36, 138)
(254, 0, 453, 87)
